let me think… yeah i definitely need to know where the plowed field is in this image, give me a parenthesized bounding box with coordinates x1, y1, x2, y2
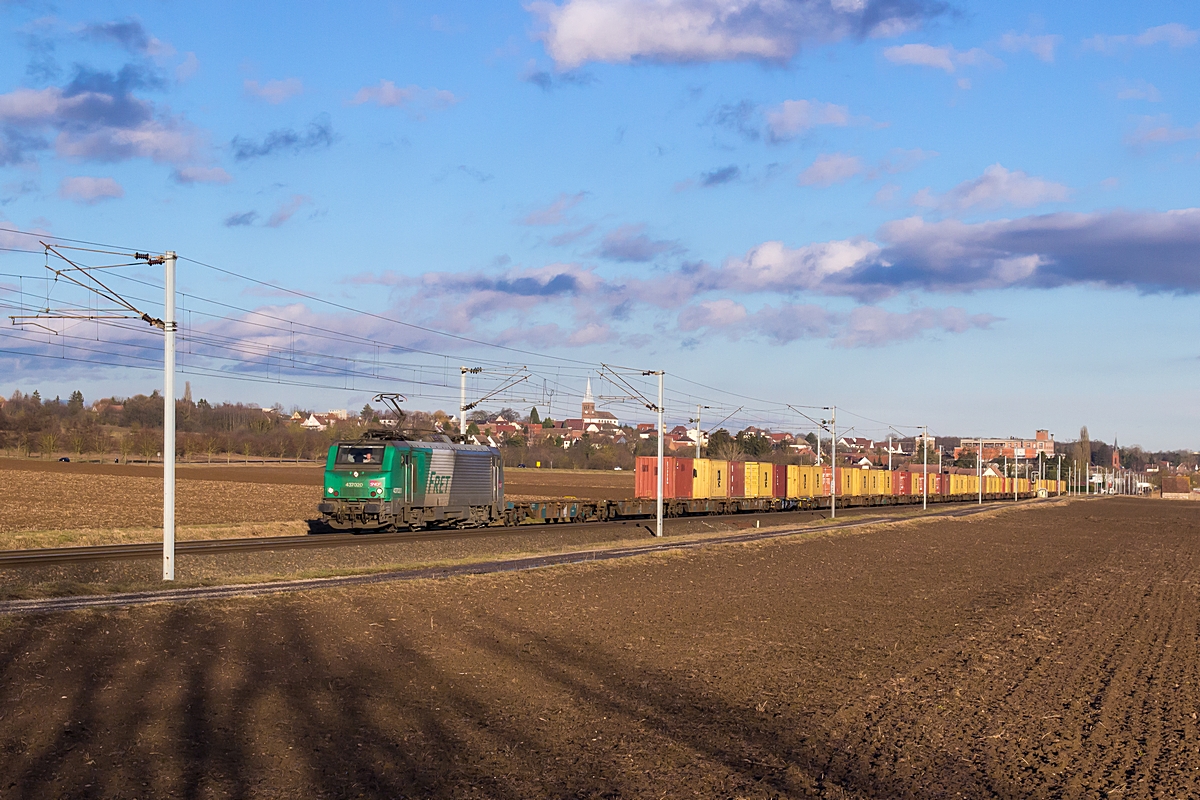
(1, 498, 1198, 798)
(0, 460, 634, 537)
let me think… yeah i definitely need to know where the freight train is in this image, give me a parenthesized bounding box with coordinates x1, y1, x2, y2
(315, 434, 1060, 532)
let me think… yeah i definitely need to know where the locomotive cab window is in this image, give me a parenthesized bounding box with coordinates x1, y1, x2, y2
(335, 445, 385, 466)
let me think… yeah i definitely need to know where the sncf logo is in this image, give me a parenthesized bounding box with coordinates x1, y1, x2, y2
(427, 471, 451, 494)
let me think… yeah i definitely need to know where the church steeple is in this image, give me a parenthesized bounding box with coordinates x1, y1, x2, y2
(582, 378, 596, 419)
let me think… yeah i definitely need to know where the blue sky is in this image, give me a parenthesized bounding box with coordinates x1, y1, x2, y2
(1, 0, 1198, 450)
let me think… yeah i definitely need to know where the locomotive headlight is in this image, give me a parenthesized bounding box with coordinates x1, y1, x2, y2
(327, 487, 334, 494)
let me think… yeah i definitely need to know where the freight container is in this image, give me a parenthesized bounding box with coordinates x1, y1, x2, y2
(773, 463, 788, 498)
(841, 468, 863, 497)
(708, 459, 728, 498)
(758, 463, 775, 497)
(822, 466, 833, 497)
(895, 470, 911, 495)
(729, 462, 746, 498)
(634, 456, 692, 499)
(693, 458, 712, 499)
(636, 456, 669, 498)
(796, 465, 820, 498)
(786, 464, 801, 498)
(744, 462, 762, 498)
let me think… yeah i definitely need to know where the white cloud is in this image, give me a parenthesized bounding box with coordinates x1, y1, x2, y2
(349, 80, 459, 115)
(797, 152, 863, 186)
(764, 99, 851, 141)
(244, 78, 303, 105)
(997, 32, 1061, 62)
(915, 164, 1071, 211)
(1084, 23, 1199, 54)
(883, 43, 1001, 73)
(530, 0, 945, 69)
(720, 237, 881, 293)
(58, 176, 123, 204)
(0, 84, 204, 167)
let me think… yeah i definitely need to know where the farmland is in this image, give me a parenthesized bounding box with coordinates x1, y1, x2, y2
(1, 498, 1198, 797)
(0, 459, 634, 547)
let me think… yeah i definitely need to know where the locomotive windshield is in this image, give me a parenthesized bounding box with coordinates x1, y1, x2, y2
(335, 444, 385, 466)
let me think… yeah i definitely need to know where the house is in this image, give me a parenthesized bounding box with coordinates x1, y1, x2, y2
(301, 414, 326, 432)
(839, 436, 874, 451)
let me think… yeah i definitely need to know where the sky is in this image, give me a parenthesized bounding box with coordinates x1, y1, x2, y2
(0, 0, 1198, 450)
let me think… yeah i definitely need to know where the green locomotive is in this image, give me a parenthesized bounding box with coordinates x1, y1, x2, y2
(317, 432, 504, 531)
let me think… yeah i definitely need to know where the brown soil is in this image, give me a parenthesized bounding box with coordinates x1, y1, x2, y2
(0, 463, 632, 541)
(1, 498, 1198, 798)
(0, 469, 317, 535)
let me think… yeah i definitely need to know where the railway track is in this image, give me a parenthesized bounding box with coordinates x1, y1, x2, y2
(0, 501, 995, 569)
(0, 501, 1035, 616)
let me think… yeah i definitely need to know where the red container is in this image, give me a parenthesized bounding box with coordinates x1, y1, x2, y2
(673, 457, 694, 499)
(636, 456, 679, 499)
(772, 464, 787, 498)
(896, 470, 911, 495)
(822, 466, 833, 497)
(729, 462, 746, 498)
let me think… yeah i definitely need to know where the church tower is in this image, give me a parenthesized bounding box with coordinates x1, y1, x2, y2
(582, 378, 596, 420)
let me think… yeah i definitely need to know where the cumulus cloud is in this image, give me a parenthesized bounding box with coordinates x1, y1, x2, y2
(243, 78, 303, 104)
(1084, 23, 1199, 54)
(349, 80, 459, 115)
(913, 164, 1071, 212)
(594, 224, 681, 262)
(997, 32, 1061, 62)
(230, 115, 334, 160)
(883, 43, 1001, 73)
(58, 175, 123, 204)
(798, 152, 864, 186)
(764, 98, 851, 141)
(0, 64, 203, 167)
(867, 209, 1200, 295)
(675, 298, 994, 346)
(521, 192, 587, 225)
(530, 0, 946, 69)
(266, 195, 313, 228)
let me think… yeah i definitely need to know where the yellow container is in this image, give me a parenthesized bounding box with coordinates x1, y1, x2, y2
(786, 464, 801, 498)
(842, 468, 863, 496)
(708, 460, 728, 498)
(759, 463, 773, 496)
(744, 462, 761, 498)
(795, 466, 818, 497)
(693, 458, 712, 499)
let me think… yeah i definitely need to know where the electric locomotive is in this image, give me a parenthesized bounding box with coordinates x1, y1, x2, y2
(317, 431, 504, 531)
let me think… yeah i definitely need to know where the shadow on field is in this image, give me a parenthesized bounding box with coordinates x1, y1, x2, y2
(0, 596, 1019, 800)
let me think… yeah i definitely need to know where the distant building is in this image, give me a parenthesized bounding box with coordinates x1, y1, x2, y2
(581, 378, 619, 428)
(954, 430, 1055, 460)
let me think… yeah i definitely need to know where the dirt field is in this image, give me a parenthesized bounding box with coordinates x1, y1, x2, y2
(0, 460, 634, 543)
(0, 458, 635, 498)
(1, 498, 1198, 798)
